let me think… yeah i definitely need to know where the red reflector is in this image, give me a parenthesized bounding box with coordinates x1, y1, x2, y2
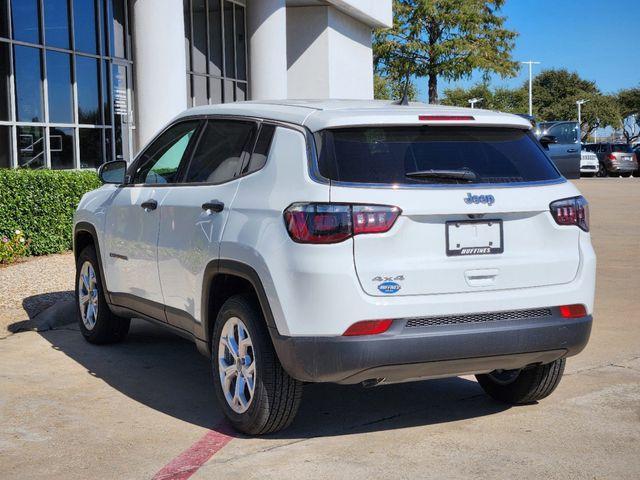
(419, 115, 475, 121)
(343, 320, 393, 336)
(559, 304, 587, 318)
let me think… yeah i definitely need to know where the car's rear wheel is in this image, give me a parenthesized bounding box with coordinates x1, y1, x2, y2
(76, 246, 130, 344)
(475, 358, 565, 404)
(212, 294, 303, 435)
(620, 172, 632, 178)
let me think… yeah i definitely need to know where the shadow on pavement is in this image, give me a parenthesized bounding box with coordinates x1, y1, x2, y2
(38, 318, 509, 439)
(7, 291, 74, 333)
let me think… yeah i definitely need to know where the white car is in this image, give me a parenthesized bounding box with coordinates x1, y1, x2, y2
(580, 150, 599, 177)
(74, 100, 596, 434)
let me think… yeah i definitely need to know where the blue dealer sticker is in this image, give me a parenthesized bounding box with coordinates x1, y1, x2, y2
(378, 281, 401, 294)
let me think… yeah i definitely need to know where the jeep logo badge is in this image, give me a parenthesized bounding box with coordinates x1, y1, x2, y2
(464, 193, 495, 206)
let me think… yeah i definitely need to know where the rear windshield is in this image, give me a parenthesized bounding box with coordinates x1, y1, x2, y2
(317, 127, 561, 185)
(611, 144, 633, 153)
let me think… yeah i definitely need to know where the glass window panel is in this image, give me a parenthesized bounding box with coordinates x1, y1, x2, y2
(184, 0, 191, 71)
(102, 60, 111, 125)
(111, 0, 127, 58)
(46, 51, 73, 123)
(235, 82, 246, 102)
(192, 0, 207, 73)
(50, 127, 75, 169)
(209, 77, 222, 104)
(244, 124, 275, 175)
(1, 0, 10, 39)
(208, 0, 222, 77)
(223, 79, 234, 103)
(0, 43, 10, 121)
(185, 120, 255, 183)
(11, 0, 40, 44)
(73, 0, 98, 54)
(104, 128, 113, 162)
(223, 1, 234, 78)
(17, 126, 44, 168)
(79, 128, 103, 168)
(14, 46, 43, 122)
(133, 121, 199, 184)
(76, 55, 100, 124)
(234, 5, 246, 80)
(0, 126, 10, 168)
(193, 74, 207, 106)
(44, 0, 70, 49)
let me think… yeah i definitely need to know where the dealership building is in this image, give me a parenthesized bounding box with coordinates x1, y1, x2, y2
(0, 0, 391, 169)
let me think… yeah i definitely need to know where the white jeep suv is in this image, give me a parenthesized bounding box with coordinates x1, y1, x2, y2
(74, 100, 595, 435)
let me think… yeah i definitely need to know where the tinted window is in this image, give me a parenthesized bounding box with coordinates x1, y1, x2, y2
(79, 128, 103, 168)
(185, 120, 255, 183)
(208, 0, 223, 76)
(76, 56, 100, 124)
(0, 0, 9, 39)
(223, 1, 234, 77)
(14, 46, 43, 122)
(73, 0, 98, 54)
(547, 123, 579, 144)
(45, 0, 70, 49)
(46, 51, 73, 123)
(318, 127, 561, 185)
(133, 121, 199, 184)
(12, 0, 40, 43)
(235, 5, 246, 80)
(611, 144, 633, 153)
(0, 125, 10, 168)
(243, 124, 275, 175)
(0, 43, 10, 121)
(17, 126, 44, 168)
(50, 127, 74, 169)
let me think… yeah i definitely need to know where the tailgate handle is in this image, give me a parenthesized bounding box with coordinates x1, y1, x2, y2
(465, 269, 499, 287)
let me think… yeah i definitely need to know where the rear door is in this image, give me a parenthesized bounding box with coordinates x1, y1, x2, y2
(545, 122, 581, 179)
(157, 119, 260, 333)
(319, 126, 581, 297)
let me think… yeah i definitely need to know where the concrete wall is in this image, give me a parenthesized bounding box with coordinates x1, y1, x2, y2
(286, 6, 374, 99)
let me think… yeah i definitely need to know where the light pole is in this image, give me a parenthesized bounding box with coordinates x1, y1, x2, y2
(521, 60, 541, 117)
(576, 99, 589, 125)
(468, 97, 483, 109)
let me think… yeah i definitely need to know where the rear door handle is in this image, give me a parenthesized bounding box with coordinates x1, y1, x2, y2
(202, 201, 224, 213)
(567, 148, 578, 153)
(140, 199, 158, 211)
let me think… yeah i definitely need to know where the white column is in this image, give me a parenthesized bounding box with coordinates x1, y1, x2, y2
(132, 0, 188, 149)
(247, 0, 287, 100)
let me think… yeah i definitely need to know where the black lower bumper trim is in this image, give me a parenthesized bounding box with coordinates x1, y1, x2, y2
(270, 313, 592, 384)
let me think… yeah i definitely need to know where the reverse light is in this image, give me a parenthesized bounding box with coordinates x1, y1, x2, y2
(549, 196, 590, 232)
(343, 320, 393, 336)
(284, 203, 401, 244)
(559, 304, 587, 318)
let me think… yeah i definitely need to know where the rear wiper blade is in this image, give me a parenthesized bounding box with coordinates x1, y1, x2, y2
(405, 169, 477, 182)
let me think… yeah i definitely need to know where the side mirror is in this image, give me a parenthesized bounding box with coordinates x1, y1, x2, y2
(98, 160, 127, 184)
(539, 135, 558, 148)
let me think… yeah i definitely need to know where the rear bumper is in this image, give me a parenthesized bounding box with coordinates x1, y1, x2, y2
(271, 311, 592, 384)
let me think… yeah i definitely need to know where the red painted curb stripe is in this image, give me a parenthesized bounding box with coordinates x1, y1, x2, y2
(152, 426, 233, 480)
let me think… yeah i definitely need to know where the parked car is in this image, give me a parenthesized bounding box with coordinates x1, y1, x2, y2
(536, 121, 582, 179)
(73, 100, 595, 435)
(580, 149, 599, 177)
(584, 143, 638, 177)
(634, 145, 640, 177)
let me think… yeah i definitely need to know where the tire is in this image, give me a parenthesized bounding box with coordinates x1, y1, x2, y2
(211, 294, 303, 435)
(475, 358, 566, 405)
(595, 163, 608, 177)
(620, 172, 632, 178)
(76, 245, 130, 344)
(633, 170, 640, 178)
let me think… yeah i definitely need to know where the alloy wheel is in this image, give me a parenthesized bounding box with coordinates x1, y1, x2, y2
(78, 261, 99, 330)
(218, 316, 257, 413)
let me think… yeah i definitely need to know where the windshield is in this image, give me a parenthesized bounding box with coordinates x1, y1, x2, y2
(317, 127, 561, 185)
(611, 144, 633, 153)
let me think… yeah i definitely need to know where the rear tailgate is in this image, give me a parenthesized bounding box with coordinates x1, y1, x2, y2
(332, 184, 580, 296)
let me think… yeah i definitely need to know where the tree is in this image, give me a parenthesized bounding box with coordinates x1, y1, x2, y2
(374, 74, 418, 101)
(374, 0, 519, 104)
(617, 87, 640, 144)
(442, 82, 527, 113)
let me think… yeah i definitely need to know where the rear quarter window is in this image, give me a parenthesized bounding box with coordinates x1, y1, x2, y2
(317, 127, 561, 185)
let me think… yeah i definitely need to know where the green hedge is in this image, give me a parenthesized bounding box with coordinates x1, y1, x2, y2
(0, 169, 101, 256)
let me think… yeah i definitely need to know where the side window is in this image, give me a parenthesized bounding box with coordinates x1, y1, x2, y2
(548, 123, 578, 144)
(133, 121, 200, 184)
(243, 124, 276, 175)
(184, 120, 256, 184)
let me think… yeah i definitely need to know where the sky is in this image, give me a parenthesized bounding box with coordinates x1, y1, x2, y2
(416, 0, 640, 102)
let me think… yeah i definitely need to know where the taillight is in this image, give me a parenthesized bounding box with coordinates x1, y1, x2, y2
(284, 203, 401, 244)
(559, 304, 587, 318)
(343, 319, 393, 336)
(550, 196, 589, 232)
(607, 153, 617, 162)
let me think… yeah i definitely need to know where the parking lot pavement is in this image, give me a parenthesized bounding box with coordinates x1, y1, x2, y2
(1, 178, 638, 480)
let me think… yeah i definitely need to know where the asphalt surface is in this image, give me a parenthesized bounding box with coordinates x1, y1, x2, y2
(1, 178, 638, 479)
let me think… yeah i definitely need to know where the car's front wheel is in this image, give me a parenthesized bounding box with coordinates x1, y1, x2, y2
(475, 358, 565, 404)
(76, 246, 130, 344)
(211, 295, 303, 435)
